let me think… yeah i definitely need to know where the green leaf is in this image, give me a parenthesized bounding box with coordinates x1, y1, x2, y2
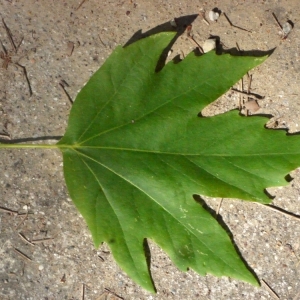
(57, 32, 292, 292)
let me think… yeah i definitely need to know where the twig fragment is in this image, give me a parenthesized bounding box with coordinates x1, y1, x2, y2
(180, 50, 185, 59)
(31, 237, 54, 244)
(76, 0, 88, 10)
(244, 74, 251, 116)
(81, 283, 85, 300)
(0, 132, 11, 140)
(16, 36, 24, 52)
(59, 80, 73, 105)
(0, 206, 18, 215)
(17, 212, 34, 216)
(216, 198, 223, 215)
(2, 18, 16, 53)
(247, 74, 252, 95)
(230, 88, 264, 100)
(261, 279, 280, 299)
(104, 288, 124, 299)
(223, 13, 252, 33)
(98, 255, 105, 262)
(15, 63, 33, 96)
(98, 34, 107, 47)
(13, 248, 32, 261)
(238, 80, 243, 110)
(15, 210, 28, 230)
(18, 232, 35, 246)
(272, 12, 283, 30)
(223, 13, 233, 26)
(1, 20, 33, 96)
(186, 25, 204, 53)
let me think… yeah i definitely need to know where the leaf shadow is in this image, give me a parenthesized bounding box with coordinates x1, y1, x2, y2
(192, 194, 260, 284)
(124, 14, 198, 47)
(217, 43, 275, 57)
(143, 238, 156, 292)
(123, 14, 199, 72)
(266, 204, 300, 219)
(264, 187, 276, 200)
(200, 34, 275, 58)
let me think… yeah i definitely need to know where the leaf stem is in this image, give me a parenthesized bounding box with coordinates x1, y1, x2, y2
(0, 143, 60, 149)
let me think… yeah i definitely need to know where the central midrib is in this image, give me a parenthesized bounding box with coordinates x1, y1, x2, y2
(60, 145, 300, 157)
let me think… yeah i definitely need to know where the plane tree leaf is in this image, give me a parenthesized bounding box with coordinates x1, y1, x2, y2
(56, 32, 297, 292)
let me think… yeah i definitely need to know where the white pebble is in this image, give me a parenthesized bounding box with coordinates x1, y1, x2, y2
(282, 22, 292, 35)
(203, 39, 216, 53)
(208, 11, 219, 21)
(38, 265, 44, 271)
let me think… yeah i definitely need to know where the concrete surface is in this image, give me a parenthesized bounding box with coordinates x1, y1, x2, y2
(0, 0, 300, 299)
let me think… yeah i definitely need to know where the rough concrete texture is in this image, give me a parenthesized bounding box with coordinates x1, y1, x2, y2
(0, 0, 300, 299)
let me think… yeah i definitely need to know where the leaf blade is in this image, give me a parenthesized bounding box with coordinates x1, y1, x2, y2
(58, 32, 290, 291)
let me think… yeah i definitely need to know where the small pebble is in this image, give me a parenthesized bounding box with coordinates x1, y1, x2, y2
(208, 10, 219, 21)
(244, 99, 260, 113)
(202, 38, 216, 53)
(38, 265, 44, 271)
(170, 19, 177, 27)
(282, 22, 292, 36)
(66, 42, 74, 57)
